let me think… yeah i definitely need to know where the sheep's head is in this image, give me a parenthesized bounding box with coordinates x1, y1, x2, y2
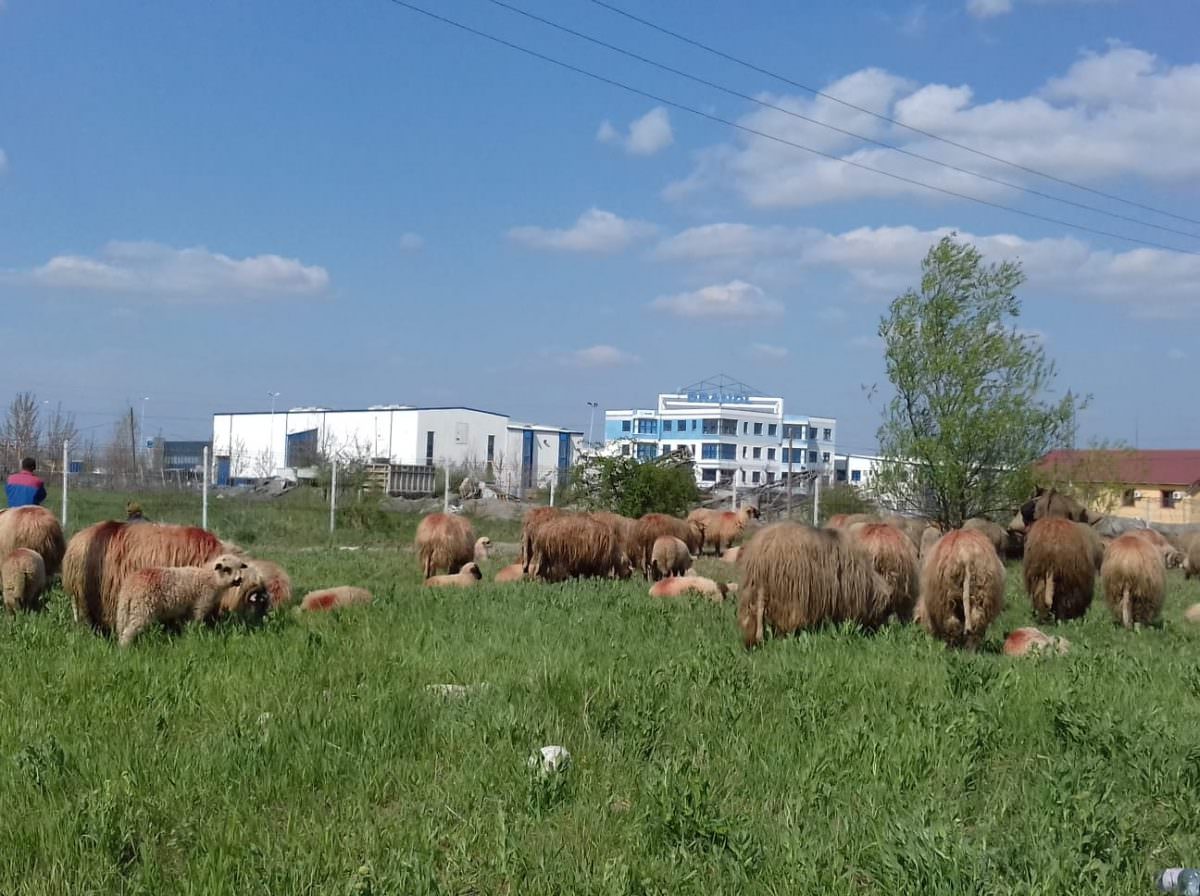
(474, 536, 492, 561)
(221, 566, 270, 619)
(744, 506, 760, 520)
(460, 562, 483, 580)
(211, 554, 249, 585)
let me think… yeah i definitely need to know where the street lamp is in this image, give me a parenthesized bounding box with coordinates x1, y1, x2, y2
(267, 391, 281, 471)
(586, 401, 599, 449)
(140, 397, 149, 439)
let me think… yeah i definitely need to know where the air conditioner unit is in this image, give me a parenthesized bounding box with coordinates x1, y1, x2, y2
(1173, 491, 1185, 501)
(1133, 490, 1143, 499)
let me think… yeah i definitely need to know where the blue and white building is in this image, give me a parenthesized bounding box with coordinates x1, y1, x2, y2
(604, 376, 836, 489)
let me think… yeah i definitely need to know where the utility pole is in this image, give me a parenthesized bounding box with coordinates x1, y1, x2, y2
(128, 407, 138, 483)
(587, 401, 598, 449)
(813, 468, 821, 526)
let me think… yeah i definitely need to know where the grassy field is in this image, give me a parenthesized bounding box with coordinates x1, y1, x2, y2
(3, 489, 1200, 894)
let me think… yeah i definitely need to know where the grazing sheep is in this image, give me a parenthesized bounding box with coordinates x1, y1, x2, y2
(648, 575, 731, 602)
(1009, 487, 1101, 534)
(1124, 527, 1183, 569)
(882, 515, 929, 551)
(114, 554, 268, 647)
(520, 506, 560, 571)
(736, 523, 890, 649)
(474, 536, 492, 564)
(699, 506, 760, 556)
(588, 511, 635, 560)
(1101, 532, 1165, 629)
(494, 563, 526, 583)
(246, 558, 292, 608)
(1075, 522, 1106, 572)
(299, 586, 373, 612)
(425, 562, 483, 588)
(1185, 603, 1200, 624)
(0, 506, 66, 578)
(528, 514, 627, 582)
(650, 536, 692, 580)
(917, 529, 1005, 649)
(721, 546, 742, 564)
(962, 518, 1006, 558)
(414, 513, 476, 579)
(63, 521, 234, 634)
(629, 514, 704, 577)
(1003, 627, 1070, 657)
(824, 514, 849, 529)
(919, 525, 943, 559)
(1023, 517, 1096, 623)
(2, 547, 47, 612)
(1184, 534, 1200, 580)
(849, 522, 919, 622)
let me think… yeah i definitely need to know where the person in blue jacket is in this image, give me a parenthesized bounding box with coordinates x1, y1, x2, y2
(6, 457, 47, 507)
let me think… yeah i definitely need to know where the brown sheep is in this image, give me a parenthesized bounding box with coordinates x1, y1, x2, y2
(1184, 533, 1200, 580)
(528, 514, 627, 582)
(1010, 487, 1102, 532)
(962, 518, 1006, 558)
(629, 514, 704, 577)
(699, 506, 760, 556)
(425, 562, 483, 588)
(1101, 533, 1165, 629)
(414, 513, 476, 579)
(650, 536, 692, 580)
(246, 558, 292, 608)
(1023, 517, 1095, 623)
(736, 522, 890, 649)
(881, 515, 930, 551)
(63, 521, 234, 634)
(2, 547, 47, 612)
(1076, 522, 1106, 572)
(648, 575, 732, 601)
(849, 523, 919, 622)
(114, 555, 268, 647)
(299, 586, 373, 612)
(494, 563, 526, 583)
(917, 529, 1005, 649)
(520, 506, 560, 571)
(919, 525, 943, 559)
(1124, 527, 1183, 569)
(720, 546, 742, 564)
(1003, 627, 1070, 657)
(588, 511, 636, 560)
(824, 514, 849, 529)
(0, 505, 66, 578)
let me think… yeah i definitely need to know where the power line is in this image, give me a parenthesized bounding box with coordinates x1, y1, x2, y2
(481, 0, 1200, 242)
(585, 0, 1200, 230)
(378, 0, 1198, 255)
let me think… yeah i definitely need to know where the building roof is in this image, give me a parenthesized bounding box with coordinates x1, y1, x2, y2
(1038, 450, 1200, 487)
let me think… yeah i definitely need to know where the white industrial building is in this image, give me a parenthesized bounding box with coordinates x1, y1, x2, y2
(603, 376, 836, 489)
(211, 405, 582, 490)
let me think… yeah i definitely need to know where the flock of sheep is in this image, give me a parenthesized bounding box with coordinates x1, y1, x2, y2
(0, 484, 1194, 653)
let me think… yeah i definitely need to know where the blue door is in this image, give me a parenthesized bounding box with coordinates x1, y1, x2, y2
(216, 456, 231, 486)
(522, 430, 535, 489)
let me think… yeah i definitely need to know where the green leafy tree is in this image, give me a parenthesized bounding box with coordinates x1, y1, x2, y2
(571, 453, 698, 519)
(874, 236, 1082, 528)
(818, 484, 876, 525)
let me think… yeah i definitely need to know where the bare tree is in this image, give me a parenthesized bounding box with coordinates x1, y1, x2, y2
(2, 392, 42, 469)
(40, 402, 79, 472)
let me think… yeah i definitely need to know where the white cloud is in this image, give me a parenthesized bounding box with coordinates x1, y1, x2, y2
(651, 280, 783, 319)
(25, 241, 329, 302)
(1168, 347, 1187, 361)
(569, 344, 639, 367)
(966, 0, 1013, 17)
(398, 232, 424, 252)
(668, 44, 1200, 208)
(752, 342, 789, 360)
(597, 107, 674, 156)
(508, 208, 655, 254)
(656, 222, 1200, 318)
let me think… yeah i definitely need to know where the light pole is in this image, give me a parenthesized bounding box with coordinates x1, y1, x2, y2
(140, 397, 149, 441)
(267, 391, 281, 471)
(587, 401, 599, 449)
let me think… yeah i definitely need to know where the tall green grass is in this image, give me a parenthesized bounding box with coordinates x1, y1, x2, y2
(2, 493, 1199, 893)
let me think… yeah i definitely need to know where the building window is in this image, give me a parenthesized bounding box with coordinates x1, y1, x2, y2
(742, 446, 747, 458)
(753, 447, 762, 459)
(781, 448, 789, 464)
(702, 419, 719, 434)
(741, 470, 747, 483)
(808, 450, 818, 463)
(720, 444, 736, 460)
(768, 424, 777, 436)
(851, 470, 862, 483)
(766, 471, 775, 483)
(1122, 489, 1136, 507)
(662, 445, 672, 456)
(702, 443, 719, 460)
(742, 422, 749, 434)
(767, 448, 776, 460)
(1163, 490, 1177, 509)
(701, 468, 717, 482)
(622, 420, 631, 432)
(753, 422, 763, 435)
(636, 419, 657, 434)
(783, 424, 802, 440)
(676, 419, 687, 431)
(721, 419, 738, 436)
(752, 471, 761, 484)
(808, 427, 818, 440)
(636, 444, 656, 461)
(691, 420, 698, 431)
(425, 431, 435, 466)
(620, 444, 630, 456)
(837, 469, 847, 482)
(662, 420, 672, 432)
(822, 452, 830, 463)
(487, 435, 495, 463)
(823, 428, 832, 440)
(679, 445, 689, 455)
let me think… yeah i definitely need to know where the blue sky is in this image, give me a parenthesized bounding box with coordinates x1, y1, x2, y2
(2, 0, 1198, 455)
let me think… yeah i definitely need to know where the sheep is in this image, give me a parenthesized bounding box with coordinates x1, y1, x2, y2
(919, 525, 943, 559)
(1023, 517, 1096, 623)
(1185, 603, 1200, 624)
(736, 522, 890, 649)
(649, 575, 731, 602)
(1101, 532, 1165, 629)
(63, 521, 235, 634)
(2, 547, 47, 612)
(414, 513, 477, 579)
(0, 505, 65, 578)
(1076, 522, 1106, 572)
(299, 586, 373, 612)
(848, 522, 919, 622)
(824, 514, 849, 529)
(1003, 627, 1070, 657)
(699, 506, 760, 556)
(917, 528, 1005, 649)
(113, 554, 268, 648)
(1184, 533, 1200, 580)
(474, 536, 492, 564)
(650, 536, 692, 580)
(246, 558, 292, 608)
(882, 515, 930, 551)
(520, 506, 560, 571)
(1009, 487, 1101, 532)
(962, 518, 1006, 558)
(588, 511, 635, 560)
(425, 562, 483, 588)
(494, 563, 526, 583)
(528, 514, 627, 582)
(629, 514, 704, 577)
(721, 546, 742, 564)
(826, 513, 877, 530)
(1124, 527, 1183, 569)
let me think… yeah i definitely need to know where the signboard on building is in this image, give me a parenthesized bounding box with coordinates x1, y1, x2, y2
(686, 391, 750, 404)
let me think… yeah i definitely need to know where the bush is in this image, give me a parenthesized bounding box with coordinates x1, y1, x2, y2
(571, 454, 698, 518)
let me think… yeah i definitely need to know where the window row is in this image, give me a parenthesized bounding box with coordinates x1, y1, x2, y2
(621, 418, 824, 438)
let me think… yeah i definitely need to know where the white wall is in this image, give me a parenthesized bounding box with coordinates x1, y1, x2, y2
(414, 410, 508, 469)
